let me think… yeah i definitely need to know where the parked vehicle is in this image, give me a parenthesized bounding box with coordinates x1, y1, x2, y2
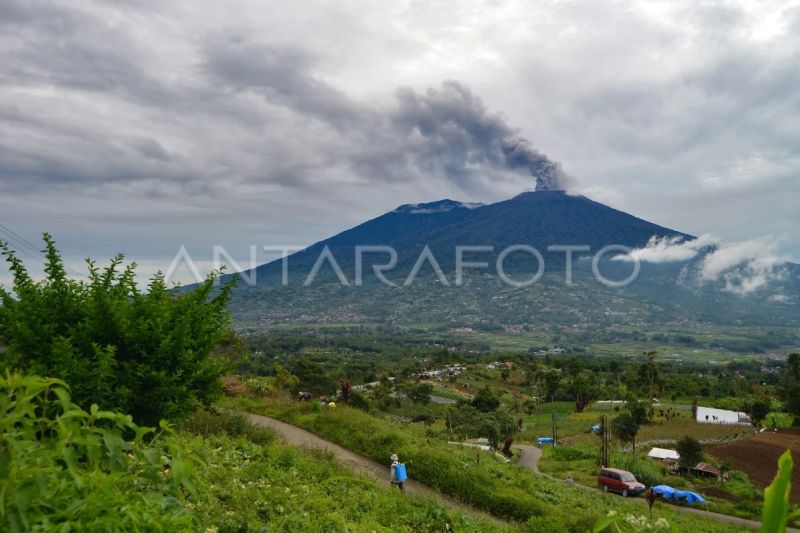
(597, 468, 646, 497)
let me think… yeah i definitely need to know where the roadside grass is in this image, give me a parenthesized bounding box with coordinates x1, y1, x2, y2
(222, 396, 736, 531)
(181, 421, 510, 532)
(537, 440, 766, 521)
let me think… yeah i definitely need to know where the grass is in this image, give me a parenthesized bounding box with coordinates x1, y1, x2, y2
(222, 395, 739, 531)
(538, 440, 768, 522)
(183, 432, 508, 532)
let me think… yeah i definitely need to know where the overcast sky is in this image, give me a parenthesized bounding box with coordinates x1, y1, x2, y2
(1, 0, 799, 285)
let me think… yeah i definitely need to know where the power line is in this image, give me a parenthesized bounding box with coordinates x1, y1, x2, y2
(0, 223, 88, 280)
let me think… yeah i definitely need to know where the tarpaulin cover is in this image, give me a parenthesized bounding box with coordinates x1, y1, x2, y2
(652, 485, 705, 505)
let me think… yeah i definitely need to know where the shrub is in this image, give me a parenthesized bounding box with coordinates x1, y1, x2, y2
(222, 375, 249, 396)
(243, 375, 274, 397)
(181, 408, 275, 445)
(612, 453, 662, 487)
(0, 372, 193, 531)
(0, 235, 236, 425)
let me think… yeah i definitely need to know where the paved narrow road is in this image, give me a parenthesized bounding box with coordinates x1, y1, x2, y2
(512, 444, 799, 532)
(243, 412, 504, 525)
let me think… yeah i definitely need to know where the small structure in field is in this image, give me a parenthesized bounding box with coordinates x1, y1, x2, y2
(647, 447, 680, 471)
(692, 462, 721, 479)
(695, 406, 751, 425)
(647, 447, 680, 461)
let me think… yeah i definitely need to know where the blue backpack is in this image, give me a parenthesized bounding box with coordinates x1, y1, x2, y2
(394, 463, 407, 482)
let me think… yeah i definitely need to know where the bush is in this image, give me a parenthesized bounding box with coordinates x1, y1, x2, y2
(243, 375, 274, 397)
(612, 453, 662, 487)
(181, 408, 275, 445)
(0, 235, 236, 425)
(0, 373, 193, 531)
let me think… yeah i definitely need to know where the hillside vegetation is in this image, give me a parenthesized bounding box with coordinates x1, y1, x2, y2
(0, 373, 510, 532)
(224, 396, 735, 531)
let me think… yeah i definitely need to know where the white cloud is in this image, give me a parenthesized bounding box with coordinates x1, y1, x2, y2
(621, 234, 719, 263)
(617, 233, 790, 294)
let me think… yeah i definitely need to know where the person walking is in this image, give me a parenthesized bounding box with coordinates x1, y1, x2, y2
(389, 453, 407, 492)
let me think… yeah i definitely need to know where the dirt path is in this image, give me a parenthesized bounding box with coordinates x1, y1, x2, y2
(245, 413, 794, 531)
(512, 444, 541, 474)
(243, 412, 504, 525)
(512, 444, 798, 532)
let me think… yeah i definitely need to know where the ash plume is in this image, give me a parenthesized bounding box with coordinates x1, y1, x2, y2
(393, 81, 568, 191)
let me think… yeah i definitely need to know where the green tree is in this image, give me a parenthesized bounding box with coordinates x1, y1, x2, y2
(471, 386, 500, 412)
(779, 353, 800, 426)
(626, 397, 652, 426)
(449, 406, 516, 449)
(273, 363, 300, 397)
(543, 369, 561, 402)
(676, 436, 704, 471)
(749, 398, 771, 428)
(292, 358, 336, 396)
(567, 371, 596, 413)
(719, 458, 732, 483)
(407, 382, 433, 404)
(0, 235, 235, 425)
(638, 351, 662, 397)
(611, 413, 640, 454)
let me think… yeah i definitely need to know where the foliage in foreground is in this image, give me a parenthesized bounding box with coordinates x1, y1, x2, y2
(0, 235, 236, 425)
(0, 374, 510, 532)
(0, 373, 193, 532)
(761, 449, 800, 533)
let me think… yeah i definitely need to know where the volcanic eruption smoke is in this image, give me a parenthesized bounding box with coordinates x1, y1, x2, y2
(395, 81, 567, 191)
(502, 139, 565, 191)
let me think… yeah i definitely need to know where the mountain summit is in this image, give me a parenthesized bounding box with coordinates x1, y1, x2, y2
(255, 190, 691, 277)
(229, 190, 796, 328)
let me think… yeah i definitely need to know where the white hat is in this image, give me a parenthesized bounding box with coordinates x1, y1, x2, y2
(390, 453, 398, 461)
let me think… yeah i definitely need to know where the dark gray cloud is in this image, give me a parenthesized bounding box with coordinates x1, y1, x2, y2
(203, 38, 370, 128)
(0, 0, 798, 284)
(393, 81, 568, 190)
(202, 40, 564, 191)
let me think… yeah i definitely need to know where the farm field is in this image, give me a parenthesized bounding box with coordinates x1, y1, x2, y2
(708, 429, 800, 504)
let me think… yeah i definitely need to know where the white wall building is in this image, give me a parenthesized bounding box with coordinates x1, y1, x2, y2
(695, 406, 750, 425)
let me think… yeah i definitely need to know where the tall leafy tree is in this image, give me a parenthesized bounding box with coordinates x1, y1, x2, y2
(748, 398, 771, 428)
(611, 413, 639, 454)
(471, 386, 500, 412)
(0, 235, 236, 425)
(676, 436, 704, 471)
(779, 353, 800, 426)
(638, 351, 662, 397)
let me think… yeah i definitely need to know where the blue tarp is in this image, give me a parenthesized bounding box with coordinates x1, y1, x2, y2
(674, 490, 706, 505)
(591, 424, 601, 433)
(651, 485, 705, 505)
(536, 437, 555, 446)
(652, 485, 677, 497)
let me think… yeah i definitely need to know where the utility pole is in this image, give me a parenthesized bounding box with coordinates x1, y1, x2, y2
(599, 415, 605, 466)
(552, 412, 557, 448)
(600, 414, 610, 466)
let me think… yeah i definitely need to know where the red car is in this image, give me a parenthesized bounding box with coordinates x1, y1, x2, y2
(597, 468, 646, 497)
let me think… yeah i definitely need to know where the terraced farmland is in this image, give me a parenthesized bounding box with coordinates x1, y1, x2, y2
(708, 428, 800, 503)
